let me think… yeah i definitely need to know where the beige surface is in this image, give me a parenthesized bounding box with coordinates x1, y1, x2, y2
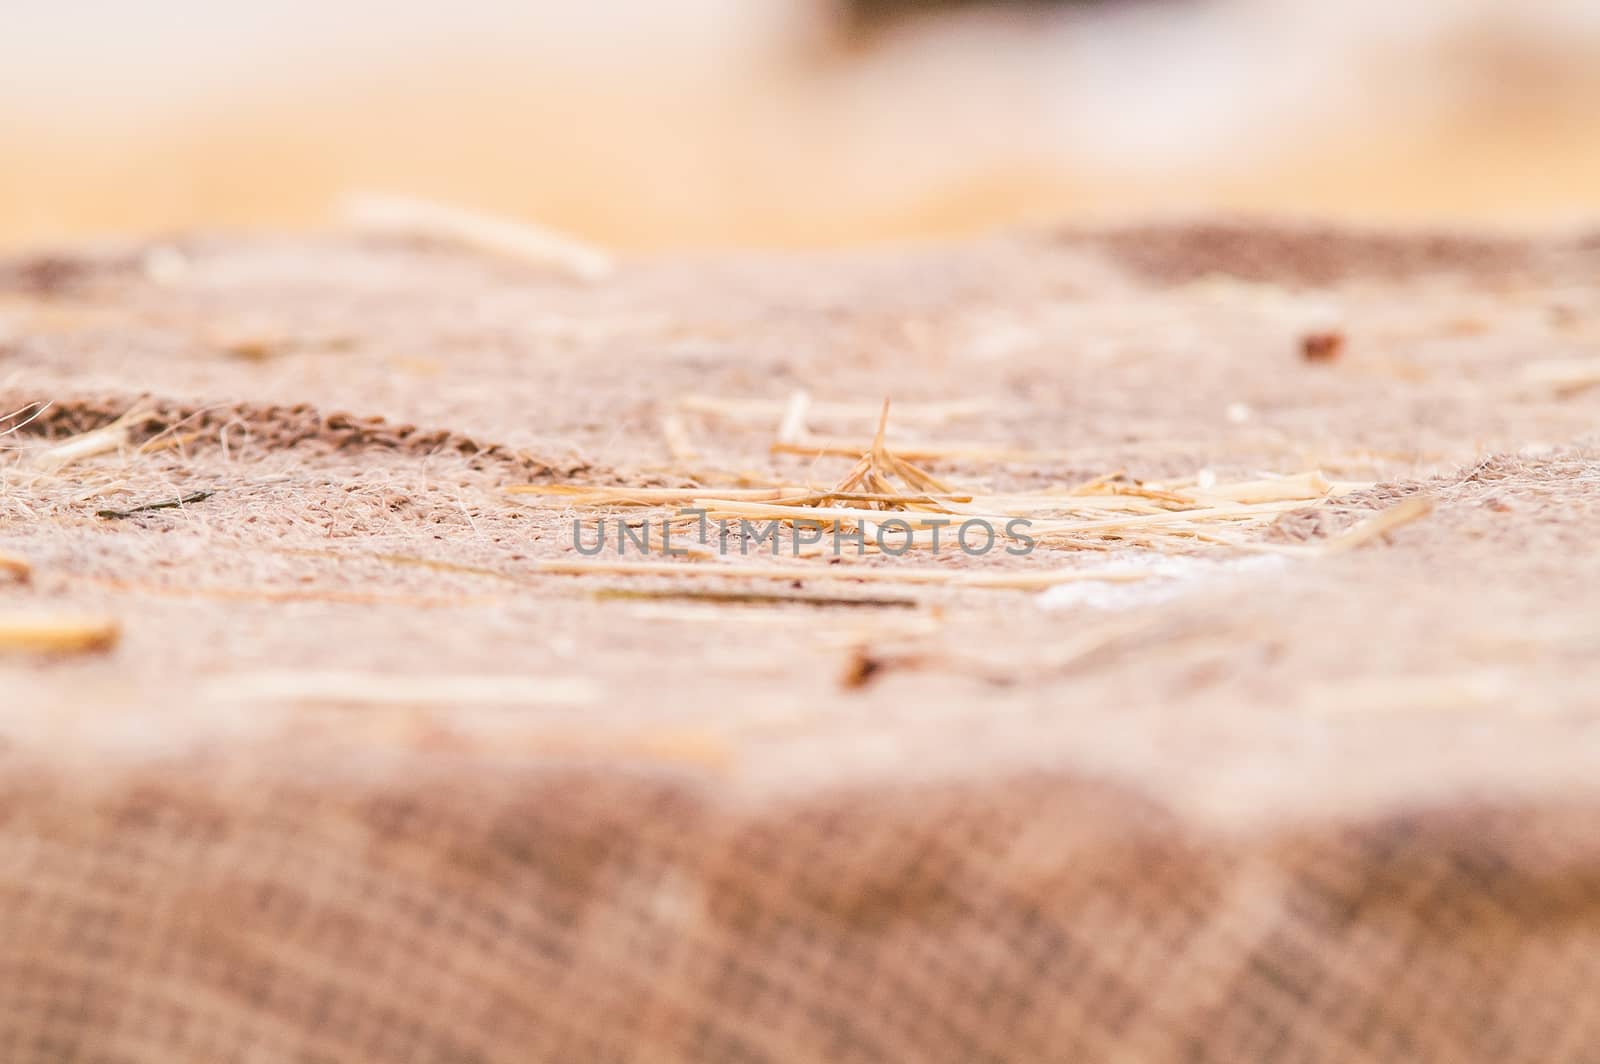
(1, 224, 1600, 1060)
(5, 0, 1600, 250)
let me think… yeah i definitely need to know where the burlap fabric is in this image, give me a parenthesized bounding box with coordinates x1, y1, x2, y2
(2, 225, 1599, 1061)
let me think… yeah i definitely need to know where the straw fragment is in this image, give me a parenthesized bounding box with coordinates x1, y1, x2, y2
(1185, 471, 1335, 504)
(34, 409, 146, 470)
(1320, 495, 1434, 553)
(0, 614, 120, 654)
(776, 390, 812, 445)
(661, 413, 698, 462)
(341, 193, 614, 282)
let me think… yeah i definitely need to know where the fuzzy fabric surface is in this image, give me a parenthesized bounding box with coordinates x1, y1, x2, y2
(1, 224, 1599, 1062)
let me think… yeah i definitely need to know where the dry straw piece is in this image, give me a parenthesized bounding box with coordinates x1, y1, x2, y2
(0, 614, 120, 655)
(340, 193, 615, 283)
(1318, 495, 1435, 553)
(513, 398, 1369, 562)
(33, 409, 147, 471)
(660, 412, 699, 462)
(775, 389, 812, 446)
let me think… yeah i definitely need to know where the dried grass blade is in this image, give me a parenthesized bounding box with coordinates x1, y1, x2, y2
(341, 193, 614, 282)
(1320, 495, 1434, 553)
(34, 410, 146, 470)
(0, 614, 120, 654)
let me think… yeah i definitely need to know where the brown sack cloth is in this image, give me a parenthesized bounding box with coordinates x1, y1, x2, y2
(1, 224, 1599, 1061)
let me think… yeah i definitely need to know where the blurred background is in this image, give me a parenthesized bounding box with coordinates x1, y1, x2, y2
(2, 0, 1599, 252)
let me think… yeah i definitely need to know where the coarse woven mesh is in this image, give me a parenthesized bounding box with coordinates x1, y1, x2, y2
(6, 754, 1600, 1062)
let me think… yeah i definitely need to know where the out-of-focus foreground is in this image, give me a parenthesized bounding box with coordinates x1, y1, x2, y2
(2, 0, 1599, 249)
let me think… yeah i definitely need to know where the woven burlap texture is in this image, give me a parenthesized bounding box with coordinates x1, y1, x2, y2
(3, 225, 1600, 1061)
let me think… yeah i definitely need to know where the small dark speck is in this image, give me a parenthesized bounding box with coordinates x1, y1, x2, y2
(1301, 330, 1345, 363)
